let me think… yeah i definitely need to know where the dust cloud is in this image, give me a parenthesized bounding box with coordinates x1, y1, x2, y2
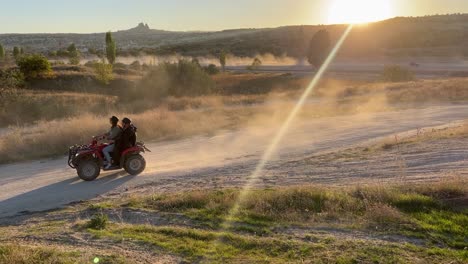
(75, 53, 301, 66)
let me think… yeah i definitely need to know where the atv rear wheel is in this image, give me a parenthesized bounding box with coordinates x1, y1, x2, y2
(124, 154, 146, 175)
(77, 159, 100, 181)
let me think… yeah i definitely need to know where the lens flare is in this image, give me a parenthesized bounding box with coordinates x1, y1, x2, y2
(209, 24, 354, 252)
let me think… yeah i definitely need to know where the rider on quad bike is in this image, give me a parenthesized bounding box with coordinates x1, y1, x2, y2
(95, 116, 122, 170)
(112, 117, 137, 166)
(68, 117, 150, 181)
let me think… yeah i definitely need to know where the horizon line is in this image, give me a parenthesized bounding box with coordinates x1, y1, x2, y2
(0, 13, 466, 35)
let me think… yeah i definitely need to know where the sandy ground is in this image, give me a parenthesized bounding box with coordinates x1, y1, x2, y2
(1, 104, 468, 219)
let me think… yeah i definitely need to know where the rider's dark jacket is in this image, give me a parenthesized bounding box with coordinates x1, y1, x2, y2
(113, 125, 136, 165)
(118, 125, 136, 150)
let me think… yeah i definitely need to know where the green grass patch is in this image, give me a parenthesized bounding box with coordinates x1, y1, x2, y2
(25, 220, 67, 236)
(408, 210, 468, 249)
(90, 224, 466, 263)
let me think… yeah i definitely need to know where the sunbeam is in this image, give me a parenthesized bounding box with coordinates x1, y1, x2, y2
(209, 24, 354, 252)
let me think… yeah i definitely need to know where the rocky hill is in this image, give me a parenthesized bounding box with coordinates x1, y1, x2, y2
(1, 14, 467, 58)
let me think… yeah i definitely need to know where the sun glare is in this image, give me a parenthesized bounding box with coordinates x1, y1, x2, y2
(327, 0, 393, 24)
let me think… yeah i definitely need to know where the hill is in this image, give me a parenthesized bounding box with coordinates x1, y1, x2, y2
(0, 14, 468, 58)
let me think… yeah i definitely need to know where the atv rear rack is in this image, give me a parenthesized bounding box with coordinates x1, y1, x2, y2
(68, 144, 92, 169)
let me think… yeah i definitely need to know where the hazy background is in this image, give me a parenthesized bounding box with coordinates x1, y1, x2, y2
(1, 0, 468, 33)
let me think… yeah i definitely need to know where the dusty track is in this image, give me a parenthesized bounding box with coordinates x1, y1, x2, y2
(1, 104, 468, 218)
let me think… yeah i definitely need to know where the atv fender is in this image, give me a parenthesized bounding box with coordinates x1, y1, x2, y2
(119, 146, 142, 168)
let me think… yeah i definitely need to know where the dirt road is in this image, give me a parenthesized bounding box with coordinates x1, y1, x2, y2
(1, 104, 468, 218)
(227, 60, 468, 79)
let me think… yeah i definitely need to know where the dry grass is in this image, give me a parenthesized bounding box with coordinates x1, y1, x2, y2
(324, 77, 468, 104)
(1, 89, 117, 126)
(0, 92, 394, 164)
(117, 179, 467, 226)
(0, 103, 259, 163)
(0, 244, 127, 264)
(371, 122, 468, 151)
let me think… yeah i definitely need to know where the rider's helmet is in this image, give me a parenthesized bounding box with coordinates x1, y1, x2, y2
(122, 117, 131, 124)
(110, 116, 119, 124)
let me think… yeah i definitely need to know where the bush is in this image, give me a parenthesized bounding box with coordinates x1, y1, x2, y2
(16, 54, 52, 79)
(382, 65, 415, 82)
(113, 62, 127, 70)
(137, 59, 214, 99)
(84, 60, 98, 67)
(0, 68, 24, 89)
(87, 213, 108, 230)
(204, 64, 219, 75)
(67, 44, 80, 65)
(130, 60, 141, 71)
(93, 61, 114, 85)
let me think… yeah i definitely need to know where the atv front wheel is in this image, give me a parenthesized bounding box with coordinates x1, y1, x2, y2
(77, 159, 100, 181)
(124, 154, 146, 175)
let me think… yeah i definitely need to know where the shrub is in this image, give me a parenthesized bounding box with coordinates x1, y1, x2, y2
(204, 64, 219, 75)
(382, 65, 415, 82)
(16, 54, 52, 79)
(67, 43, 80, 65)
(0, 68, 25, 89)
(84, 60, 99, 67)
(93, 61, 114, 85)
(130, 60, 141, 71)
(137, 59, 214, 99)
(87, 213, 108, 230)
(246, 58, 262, 72)
(113, 62, 127, 70)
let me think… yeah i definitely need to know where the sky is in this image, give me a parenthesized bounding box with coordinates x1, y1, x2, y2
(0, 0, 467, 33)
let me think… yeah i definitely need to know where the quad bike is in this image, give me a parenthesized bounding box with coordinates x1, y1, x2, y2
(68, 138, 151, 181)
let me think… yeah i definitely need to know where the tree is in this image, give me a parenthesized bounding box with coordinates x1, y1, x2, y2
(219, 50, 226, 72)
(16, 54, 52, 79)
(306, 29, 331, 68)
(191, 57, 201, 68)
(67, 43, 80, 65)
(88, 47, 97, 55)
(105, 32, 116, 64)
(0, 44, 4, 60)
(246, 57, 262, 72)
(13, 47, 20, 60)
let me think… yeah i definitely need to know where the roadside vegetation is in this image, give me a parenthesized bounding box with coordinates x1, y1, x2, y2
(385, 123, 468, 149)
(2, 61, 468, 164)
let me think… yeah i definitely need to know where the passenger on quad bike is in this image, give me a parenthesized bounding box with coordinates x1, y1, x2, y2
(95, 116, 122, 170)
(68, 116, 150, 181)
(113, 117, 136, 165)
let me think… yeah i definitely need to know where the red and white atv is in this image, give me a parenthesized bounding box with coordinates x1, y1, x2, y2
(68, 138, 151, 181)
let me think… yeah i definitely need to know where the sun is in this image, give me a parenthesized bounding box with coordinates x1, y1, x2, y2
(327, 0, 393, 25)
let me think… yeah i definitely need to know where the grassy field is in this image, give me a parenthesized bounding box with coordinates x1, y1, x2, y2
(0, 180, 466, 263)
